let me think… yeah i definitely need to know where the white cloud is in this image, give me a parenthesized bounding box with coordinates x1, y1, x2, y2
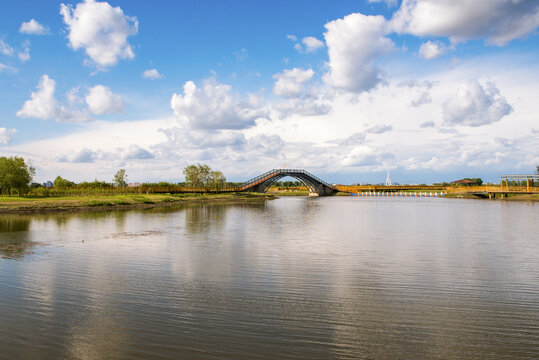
(391, 0, 539, 46)
(122, 145, 154, 159)
(420, 121, 436, 128)
(410, 91, 432, 107)
(0, 39, 30, 62)
(273, 96, 332, 119)
(341, 145, 394, 167)
(0, 40, 14, 56)
(443, 80, 513, 126)
(56, 147, 99, 163)
(19, 19, 49, 35)
(0, 128, 17, 145)
(273, 68, 314, 97)
(85, 85, 124, 114)
(286, 34, 297, 42)
(170, 78, 268, 130)
(367, 124, 393, 134)
(60, 0, 138, 68)
(288, 35, 324, 53)
(418, 40, 445, 59)
(16, 75, 92, 122)
(160, 127, 246, 151)
(0, 63, 17, 74)
(16, 75, 57, 120)
(302, 36, 324, 53)
(323, 13, 394, 93)
(142, 68, 163, 79)
(17, 41, 30, 62)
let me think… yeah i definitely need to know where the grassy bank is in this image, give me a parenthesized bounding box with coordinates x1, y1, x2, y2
(0, 192, 274, 214)
(444, 193, 539, 201)
(503, 193, 539, 201)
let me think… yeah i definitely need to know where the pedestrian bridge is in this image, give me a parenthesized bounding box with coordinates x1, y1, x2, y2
(240, 169, 337, 196)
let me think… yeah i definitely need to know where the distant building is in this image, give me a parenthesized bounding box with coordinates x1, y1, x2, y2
(451, 179, 476, 186)
(128, 182, 141, 187)
(43, 181, 53, 188)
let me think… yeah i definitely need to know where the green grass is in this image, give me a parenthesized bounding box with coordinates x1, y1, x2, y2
(0, 192, 272, 212)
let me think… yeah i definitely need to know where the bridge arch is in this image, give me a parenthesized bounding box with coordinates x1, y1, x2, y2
(240, 169, 337, 196)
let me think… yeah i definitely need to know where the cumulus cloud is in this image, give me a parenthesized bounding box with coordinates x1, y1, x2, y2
(418, 40, 446, 59)
(323, 13, 394, 93)
(16, 75, 92, 122)
(170, 78, 268, 130)
(85, 85, 124, 114)
(341, 132, 367, 147)
(56, 147, 99, 163)
(122, 145, 154, 159)
(273, 68, 314, 97)
(19, 19, 49, 35)
(142, 68, 162, 79)
(391, 0, 539, 46)
(60, 0, 138, 68)
(443, 80, 513, 126)
(341, 145, 394, 167)
(0, 128, 17, 145)
(398, 80, 435, 107)
(302, 36, 324, 53)
(272, 85, 334, 119)
(273, 96, 332, 119)
(288, 35, 324, 53)
(17, 75, 57, 119)
(244, 134, 285, 156)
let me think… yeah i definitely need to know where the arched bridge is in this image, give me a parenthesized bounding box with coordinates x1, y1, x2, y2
(240, 169, 337, 196)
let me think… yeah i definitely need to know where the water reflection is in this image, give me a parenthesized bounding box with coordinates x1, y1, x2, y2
(0, 215, 33, 258)
(0, 198, 538, 359)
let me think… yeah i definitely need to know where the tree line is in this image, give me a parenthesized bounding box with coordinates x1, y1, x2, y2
(0, 157, 232, 197)
(2, 155, 538, 197)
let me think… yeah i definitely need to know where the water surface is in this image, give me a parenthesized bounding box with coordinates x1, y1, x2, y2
(0, 197, 538, 359)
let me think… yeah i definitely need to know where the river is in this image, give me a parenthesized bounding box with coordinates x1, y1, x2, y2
(0, 197, 538, 359)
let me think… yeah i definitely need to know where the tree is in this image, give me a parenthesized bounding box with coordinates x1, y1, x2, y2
(183, 163, 212, 188)
(114, 169, 128, 187)
(536, 165, 539, 175)
(209, 170, 226, 191)
(0, 156, 36, 196)
(53, 176, 76, 189)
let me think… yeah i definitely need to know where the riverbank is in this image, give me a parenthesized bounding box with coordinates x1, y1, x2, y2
(0, 193, 274, 214)
(444, 193, 539, 201)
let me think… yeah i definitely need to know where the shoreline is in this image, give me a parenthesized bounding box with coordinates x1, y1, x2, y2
(0, 193, 275, 215)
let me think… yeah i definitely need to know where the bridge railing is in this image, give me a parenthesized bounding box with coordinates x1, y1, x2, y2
(240, 169, 333, 190)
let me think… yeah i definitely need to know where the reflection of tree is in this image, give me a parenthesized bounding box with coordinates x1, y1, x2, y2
(0, 215, 30, 232)
(185, 204, 227, 236)
(0, 215, 33, 258)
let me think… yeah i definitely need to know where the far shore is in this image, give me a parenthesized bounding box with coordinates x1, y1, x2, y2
(0, 193, 274, 214)
(0, 190, 537, 215)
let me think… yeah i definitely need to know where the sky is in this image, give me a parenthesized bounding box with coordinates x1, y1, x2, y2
(0, 0, 538, 185)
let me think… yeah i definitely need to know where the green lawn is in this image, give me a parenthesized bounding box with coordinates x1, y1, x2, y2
(0, 192, 272, 212)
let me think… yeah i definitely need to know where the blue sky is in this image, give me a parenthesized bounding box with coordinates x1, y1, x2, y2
(1, 0, 538, 184)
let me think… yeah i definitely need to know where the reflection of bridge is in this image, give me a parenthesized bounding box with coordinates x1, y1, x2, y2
(241, 169, 337, 196)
